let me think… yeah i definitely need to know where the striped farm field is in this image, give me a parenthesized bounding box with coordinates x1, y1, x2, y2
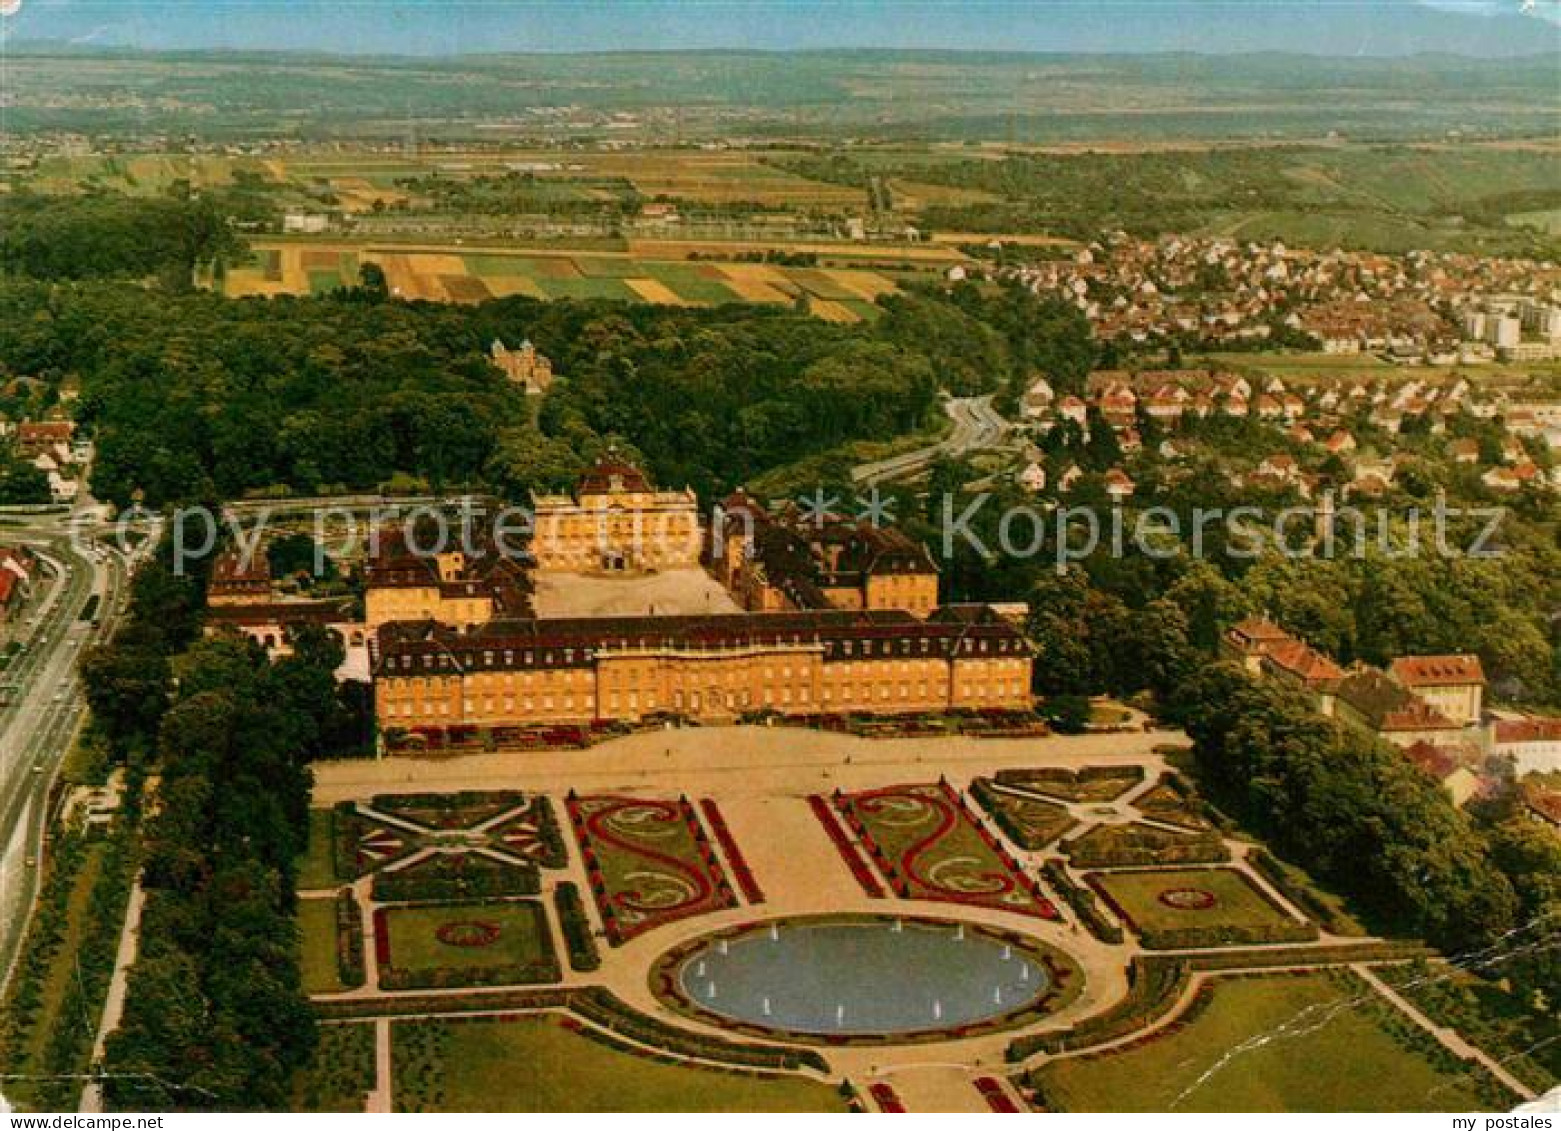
(222, 240, 910, 320)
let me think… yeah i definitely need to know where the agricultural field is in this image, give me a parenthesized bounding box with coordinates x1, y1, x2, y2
(223, 240, 906, 321)
(1031, 971, 1516, 1112)
(392, 1015, 849, 1112)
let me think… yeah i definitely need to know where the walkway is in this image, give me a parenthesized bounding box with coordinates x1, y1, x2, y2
(1353, 964, 1536, 1102)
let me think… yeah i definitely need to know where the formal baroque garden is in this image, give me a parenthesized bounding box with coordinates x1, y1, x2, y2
(281, 760, 1532, 1113)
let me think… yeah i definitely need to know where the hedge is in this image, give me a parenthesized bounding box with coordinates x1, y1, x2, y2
(335, 887, 366, 989)
(1040, 859, 1123, 944)
(371, 861, 541, 903)
(379, 956, 562, 992)
(1134, 920, 1320, 950)
(570, 987, 830, 1074)
(554, 882, 601, 973)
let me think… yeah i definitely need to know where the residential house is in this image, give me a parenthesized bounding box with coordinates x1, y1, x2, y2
(1388, 654, 1486, 726)
(1492, 717, 1561, 776)
(1330, 666, 1464, 749)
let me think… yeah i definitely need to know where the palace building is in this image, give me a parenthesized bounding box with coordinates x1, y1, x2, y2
(363, 524, 532, 631)
(352, 452, 1036, 738)
(530, 452, 702, 573)
(714, 489, 940, 617)
(372, 605, 1032, 730)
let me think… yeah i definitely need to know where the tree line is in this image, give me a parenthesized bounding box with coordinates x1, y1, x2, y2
(79, 540, 352, 1109)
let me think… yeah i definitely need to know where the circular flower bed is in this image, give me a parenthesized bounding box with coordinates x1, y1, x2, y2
(435, 920, 503, 948)
(1157, 887, 1217, 911)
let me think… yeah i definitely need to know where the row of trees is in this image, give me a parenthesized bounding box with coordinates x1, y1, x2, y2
(79, 540, 353, 1109)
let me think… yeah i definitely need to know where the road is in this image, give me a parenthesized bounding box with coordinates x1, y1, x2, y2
(852, 395, 1016, 486)
(0, 506, 147, 990)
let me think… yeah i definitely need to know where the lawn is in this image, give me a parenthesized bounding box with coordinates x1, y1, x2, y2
(298, 896, 351, 996)
(292, 1023, 377, 1112)
(1086, 867, 1311, 947)
(378, 900, 559, 987)
(1031, 971, 1514, 1112)
(393, 1015, 850, 1112)
(297, 809, 338, 891)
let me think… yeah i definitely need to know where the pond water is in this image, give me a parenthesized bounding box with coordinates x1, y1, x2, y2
(672, 917, 1051, 1036)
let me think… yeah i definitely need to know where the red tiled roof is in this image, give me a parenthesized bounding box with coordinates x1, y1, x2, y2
(1389, 654, 1486, 688)
(1523, 784, 1561, 827)
(1264, 639, 1345, 685)
(1402, 741, 1464, 781)
(1493, 717, 1561, 745)
(1229, 616, 1293, 644)
(578, 455, 651, 495)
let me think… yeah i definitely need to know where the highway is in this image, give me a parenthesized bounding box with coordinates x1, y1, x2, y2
(851, 395, 1016, 486)
(0, 507, 145, 990)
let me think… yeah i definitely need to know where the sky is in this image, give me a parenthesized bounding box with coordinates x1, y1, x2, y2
(3, 0, 1560, 56)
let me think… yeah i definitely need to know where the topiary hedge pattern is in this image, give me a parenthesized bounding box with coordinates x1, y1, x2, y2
(554, 881, 601, 973)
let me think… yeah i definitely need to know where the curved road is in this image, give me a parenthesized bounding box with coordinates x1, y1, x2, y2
(852, 395, 1014, 486)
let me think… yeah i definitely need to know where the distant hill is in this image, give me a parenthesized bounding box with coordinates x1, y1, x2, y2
(4, 0, 1560, 57)
(1, 46, 1555, 142)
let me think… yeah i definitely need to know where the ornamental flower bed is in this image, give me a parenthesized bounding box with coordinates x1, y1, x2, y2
(699, 798, 764, 905)
(371, 851, 541, 903)
(372, 790, 527, 831)
(566, 793, 738, 945)
(832, 782, 1060, 920)
(807, 794, 885, 898)
(869, 1082, 907, 1112)
(1062, 821, 1230, 868)
(972, 777, 1077, 850)
(992, 766, 1144, 804)
(975, 1076, 1023, 1112)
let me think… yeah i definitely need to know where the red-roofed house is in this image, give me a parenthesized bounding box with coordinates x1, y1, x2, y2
(1331, 666, 1464, 748)
(1401, 741, 1482, 807)
(1388, 654, 1485, 726)
(1493, 717, 1561, 776)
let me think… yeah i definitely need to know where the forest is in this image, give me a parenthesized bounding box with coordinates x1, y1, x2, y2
(0, 193, 1089, 507)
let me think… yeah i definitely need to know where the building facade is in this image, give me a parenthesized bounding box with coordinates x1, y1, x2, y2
(715, 490, 940, 617)
(373, 605, 1032, 731)
(530, 453, 702, 573)
(1387, 654, 1486, 726)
